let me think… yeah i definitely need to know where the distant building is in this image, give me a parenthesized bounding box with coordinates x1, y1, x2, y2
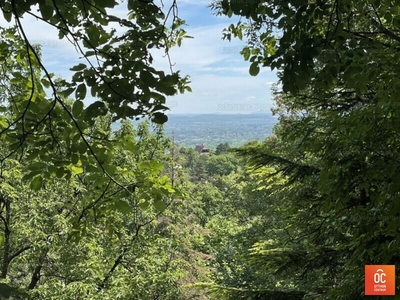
(195, 144, 210, 154)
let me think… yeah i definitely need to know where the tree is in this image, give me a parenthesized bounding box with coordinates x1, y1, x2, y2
(209, 0, 400, 298)
(0, 115, 212, 299)
(205, 154, 238, 177)
(0, 5, 200, 296)
(0, 0, 192, 194)
(212, 0, 400, 96)
(215, 143, 230, 155)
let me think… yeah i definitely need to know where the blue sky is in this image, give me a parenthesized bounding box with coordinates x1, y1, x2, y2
(2, 0, 277, 114)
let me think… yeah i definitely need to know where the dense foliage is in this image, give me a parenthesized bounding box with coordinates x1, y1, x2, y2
(205, 0, 400, 298)
(1, 0, 400, 299)
(0, 0, 192, 208)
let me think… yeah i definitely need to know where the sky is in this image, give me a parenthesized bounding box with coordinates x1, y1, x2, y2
(2, 0, 278, 115)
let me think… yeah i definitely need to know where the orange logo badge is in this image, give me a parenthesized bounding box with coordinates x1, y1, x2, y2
(365, 265, 395, 296)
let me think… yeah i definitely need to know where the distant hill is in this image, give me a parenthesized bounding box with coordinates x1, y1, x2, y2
(112, 113, 277, 149)
(163, 113, 277, 148)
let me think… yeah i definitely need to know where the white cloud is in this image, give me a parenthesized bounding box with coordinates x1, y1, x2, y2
(148, 22, 247, 73)
(165, 72, 275, 114)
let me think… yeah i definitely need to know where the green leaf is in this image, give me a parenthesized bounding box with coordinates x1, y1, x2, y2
(104, 164, 116, 175)
(139, 161, 151, 170)
(93, 176, 109, 188)
(71, 154, 79, 165)
(0, 119, 7, 128)
(62, 87, 75, 97)
(3, 11, 12, 22)
(72, 133, 81, 144)
(75, 84, 87, 101)
(71, 165, 83, 175)
(22, 171, 40, 182)
(149, 160, 164, 173)
(72, 100, 84, 117)
(56, 168, 64, 178)
(227, 7, 233, 18)
(78, 142, 87, 154)
(157, 84, 176, 96)
(124, 140, 138, 152)
(140, 70, 157, 87)
(154, 200, 166, 212)
(241, 47, 251, 61)
(237, 29, 243, 40)
(70, 63, 87, 71)
(48, 165, 58, 175)
(150, 160, 164, 170)
(86, 164, 100, 173)
(39, 4, 54, 20)
(115, 200, 131, 214)
(26, 150, 40, 161)
(41, 78, 51, 88)
(30, 176, 43, 191)
(249, 62, 260, 76)
(139, 200, 150, 209)
(9, 141, 21, 151)
(85, 101, 106, 120)
(29, 162, 48, 171)
(385, 12, 393, 23)
(152, 112, 168, 124)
